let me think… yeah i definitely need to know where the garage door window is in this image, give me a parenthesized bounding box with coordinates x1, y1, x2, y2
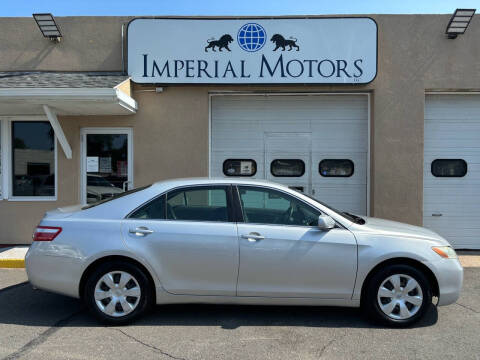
(271, 159, 305, 177)
(431, 159, 467, 177)
(319, 159, 354, 177)
(223, 159, 257, 176)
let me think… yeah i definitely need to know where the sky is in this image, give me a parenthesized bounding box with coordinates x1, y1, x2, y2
(2, 0, 478, 17)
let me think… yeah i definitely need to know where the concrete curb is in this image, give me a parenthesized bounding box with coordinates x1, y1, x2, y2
(0, 246, 29, 268)
(0, 259, 25, 268)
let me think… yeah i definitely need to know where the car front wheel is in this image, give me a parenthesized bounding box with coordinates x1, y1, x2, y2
(363, 264, 432, 327)
(84, 261, 153, 324)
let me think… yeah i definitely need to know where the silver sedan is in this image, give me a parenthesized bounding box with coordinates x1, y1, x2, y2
(26, 178, 463, 326)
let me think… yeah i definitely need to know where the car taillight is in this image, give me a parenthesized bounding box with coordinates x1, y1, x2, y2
(33, 226, 62, 241)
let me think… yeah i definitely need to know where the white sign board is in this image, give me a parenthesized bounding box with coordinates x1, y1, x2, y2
(128, 18, 377, 84)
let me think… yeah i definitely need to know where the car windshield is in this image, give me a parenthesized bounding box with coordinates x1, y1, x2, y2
(300, 193, 365, 224)
(82, 185, 151, 210)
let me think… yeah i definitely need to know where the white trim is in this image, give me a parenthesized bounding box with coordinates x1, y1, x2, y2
(0, 87, 138, 114)
(0, 119, 8, 200)
(366, 93, 371, 216)
(80, 127, 134, 205)
(43, 105, 72, 159)
(208, 91, 372, 216)
(0, 115, 48, 121)
(7, 119, 58, 201)
(425, 91, 480, 95)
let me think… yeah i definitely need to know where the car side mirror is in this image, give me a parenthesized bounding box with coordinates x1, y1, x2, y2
(318, 215, 335, 230)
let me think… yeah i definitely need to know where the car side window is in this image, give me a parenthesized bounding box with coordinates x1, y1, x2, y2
(166, 186, 230, 222)
(237, 186, 321, 226)
(129, 194, 166, 220)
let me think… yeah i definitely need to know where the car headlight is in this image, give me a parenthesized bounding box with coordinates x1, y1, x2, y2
(432, 246, 457, 259)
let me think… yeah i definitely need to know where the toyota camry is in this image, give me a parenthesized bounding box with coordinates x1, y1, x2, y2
(26, 178, 463, 326)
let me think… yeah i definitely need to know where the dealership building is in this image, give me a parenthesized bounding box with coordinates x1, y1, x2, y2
(0, 12, 479, 248)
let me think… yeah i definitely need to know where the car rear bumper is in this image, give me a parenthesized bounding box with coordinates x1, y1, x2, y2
(25, 243, 82, 298)
(426, 258, 463, 306)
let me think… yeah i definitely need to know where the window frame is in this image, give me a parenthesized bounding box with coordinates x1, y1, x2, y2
(222, 159, 257, 177)
(166, 185, 234, 223)
(431, 159, 468, 178)
(319, 159, 355, 178)
(0, 119, 5, 200)
(270, 159, 306, 178)
(127, 184, 236, 223)
(127, 193, 166, 220)
(2, 117, 57, 201)
(234, 184, 328, 228)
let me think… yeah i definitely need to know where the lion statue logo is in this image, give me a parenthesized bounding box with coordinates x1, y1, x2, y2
(270, 34, 300, 51)
(205, 34, 234, 52)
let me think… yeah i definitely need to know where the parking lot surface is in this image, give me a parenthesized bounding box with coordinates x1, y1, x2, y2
(0, 268, 479, 360)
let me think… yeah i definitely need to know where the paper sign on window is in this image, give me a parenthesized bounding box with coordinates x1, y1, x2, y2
(86, 157, 99, 172)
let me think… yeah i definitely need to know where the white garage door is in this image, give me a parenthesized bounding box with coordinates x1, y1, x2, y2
(424, 94, 480, 249)
(210, 94, 368, 215)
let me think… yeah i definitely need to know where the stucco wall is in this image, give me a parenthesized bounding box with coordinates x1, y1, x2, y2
(0, 16, 132, 72)
(0, 14, 479, 244)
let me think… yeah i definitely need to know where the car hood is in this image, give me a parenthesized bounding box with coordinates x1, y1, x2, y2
(353, 217, 450, 245)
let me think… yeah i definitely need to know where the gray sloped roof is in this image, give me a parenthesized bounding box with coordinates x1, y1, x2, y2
(0, 72, 129, 88)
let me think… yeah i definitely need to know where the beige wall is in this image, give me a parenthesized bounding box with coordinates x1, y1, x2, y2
(0, 16, 132, 72)
(1, 14, 480, 243)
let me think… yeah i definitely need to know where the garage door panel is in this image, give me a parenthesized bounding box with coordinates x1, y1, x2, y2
(211, 94, 368, 215)
(316, 185, 366, 214)
(424, 94, 480, 249)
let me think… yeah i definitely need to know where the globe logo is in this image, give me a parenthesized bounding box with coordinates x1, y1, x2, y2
(237, 23, 266, 52)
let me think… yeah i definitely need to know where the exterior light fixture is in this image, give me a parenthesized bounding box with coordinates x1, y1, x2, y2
(33, 13, 62, 42)
(445, 9, 476, 39)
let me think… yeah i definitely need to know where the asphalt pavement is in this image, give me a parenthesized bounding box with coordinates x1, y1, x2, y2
(0, 268, 479, 360)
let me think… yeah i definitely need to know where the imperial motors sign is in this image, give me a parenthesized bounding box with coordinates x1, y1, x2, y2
(127, 18, 377, 84)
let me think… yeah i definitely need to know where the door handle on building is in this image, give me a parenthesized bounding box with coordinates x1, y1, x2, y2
(129, 226, 154, 236)
(241, 233, 265, 242)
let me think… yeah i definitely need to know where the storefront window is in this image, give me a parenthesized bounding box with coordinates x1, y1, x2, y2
(11, 121, 55, 197)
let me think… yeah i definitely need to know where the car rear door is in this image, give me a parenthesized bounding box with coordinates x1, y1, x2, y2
(121, 185, 239, 296)
(234, 185, 357, 299)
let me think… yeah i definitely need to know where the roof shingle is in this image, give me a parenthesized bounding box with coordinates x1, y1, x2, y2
(0, 72, 128, 88)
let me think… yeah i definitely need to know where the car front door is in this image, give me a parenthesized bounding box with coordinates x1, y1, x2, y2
(235, 185, 357, 299)
(122, 185, 239, 296)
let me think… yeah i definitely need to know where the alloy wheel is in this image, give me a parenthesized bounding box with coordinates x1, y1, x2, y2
(377, 273, 423, 320)
(94, 271, 141, 317)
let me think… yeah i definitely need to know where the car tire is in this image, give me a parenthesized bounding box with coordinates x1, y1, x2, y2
(84, 261, 153, 325)
(363, 264, 432, 327)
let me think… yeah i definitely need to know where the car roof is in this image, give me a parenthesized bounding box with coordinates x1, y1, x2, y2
(151, 177, 285, 189)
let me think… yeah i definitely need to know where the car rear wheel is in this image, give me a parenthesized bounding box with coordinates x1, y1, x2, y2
(363, 264, 432, 327)
(85, 261, 153, 324)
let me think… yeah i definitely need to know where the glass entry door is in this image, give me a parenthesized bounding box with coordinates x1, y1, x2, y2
(81, 128, 133, 205)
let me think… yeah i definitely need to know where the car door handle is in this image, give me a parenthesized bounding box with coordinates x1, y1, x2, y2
(241, 233, 265, 242)
(432, 213, 443, 217)
(129, 227, 154, 236)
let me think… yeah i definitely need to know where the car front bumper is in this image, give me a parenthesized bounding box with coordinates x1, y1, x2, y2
(425, 258, 463, 306)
